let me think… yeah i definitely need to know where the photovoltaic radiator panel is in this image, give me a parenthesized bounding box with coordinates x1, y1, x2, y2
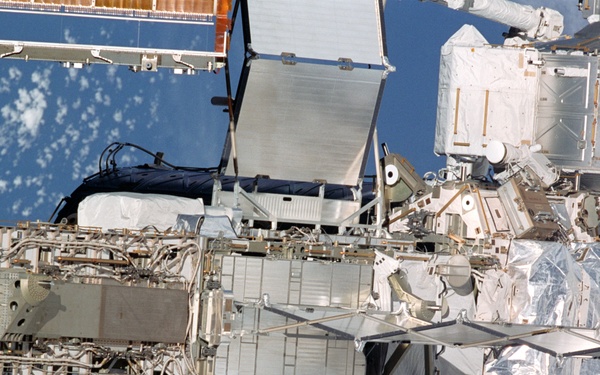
(245, 0, 385, 65)
(223, 0, 389, 186)
(226, 58, 385, 186)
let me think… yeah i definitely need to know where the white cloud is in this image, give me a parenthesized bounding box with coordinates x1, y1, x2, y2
(0, 67, 21, 94)
(86, 104, 96, 117)
(126, 118, 135, 131)
(79, 76, 89, 91)
(107, 65, 118, 81)
(0, 180, 7, 193)
(79, 144, 90, 160)
(34, 196, 45, 209)
(82, 122, 99, 144)
(36, 147, 53, 169)
(83, 163, 96, 176)
(108, 127, 120, 142)
(63, 28, 77, 44)
(1, 103, 16, 122)
(36, 156, 47, 169)
(68, 67, 79, 82)
(113, 110, 123, 122)
(100, 27, 112, 39)
(25, 175, 43, 188)
(52, 134, 68, 150)
(65, 124, 81, 143)
(133, 95, 143, 105)
(34, 187, 47, 208)
(11, 199, 21, 214)
(55, 97, 68, 124)
(94, 89, 111, 106)
(72, 160, 81, 180)
(16, 88, 47, 139)
(13, 175, 22, 188)
(0, 67, 52, 153)
(148, 96, 159, 128)
(0, 78, 9, 93)
(88, 117, 100, 130)
(31, 69, 51, 91)
(119, 153, 134, 165)
(8, 67, 22, 81)
(1, 87, 48, 151)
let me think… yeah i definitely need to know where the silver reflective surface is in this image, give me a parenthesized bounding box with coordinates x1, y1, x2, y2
(246, 0, 384, 65)
(216, 255, 372, 374)
(227, 59, 384, 185)
(535, 54, 597, 169)
(486, 241, 600, 373)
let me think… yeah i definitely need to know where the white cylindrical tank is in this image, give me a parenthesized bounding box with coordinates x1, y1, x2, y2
(485, 140, 526, 165)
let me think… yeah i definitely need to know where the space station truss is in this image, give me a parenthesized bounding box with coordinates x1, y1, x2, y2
(215, 239, 600, 374)
(0, 0, 230, 72)
(5, 194, 600, 373)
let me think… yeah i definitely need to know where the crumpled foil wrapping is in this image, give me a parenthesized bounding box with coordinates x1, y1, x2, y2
(484, 241, 600, 374)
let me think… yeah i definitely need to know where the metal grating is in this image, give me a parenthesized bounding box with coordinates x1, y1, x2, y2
(255, 194, 322, 222)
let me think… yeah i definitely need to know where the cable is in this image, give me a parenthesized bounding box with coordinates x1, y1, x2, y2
(90, 142, 218, 181)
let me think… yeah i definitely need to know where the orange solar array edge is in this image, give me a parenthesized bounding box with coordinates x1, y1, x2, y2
(0, 0, 220, 20)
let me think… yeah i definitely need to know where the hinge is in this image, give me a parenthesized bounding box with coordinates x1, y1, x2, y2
(338, 57, 353, 71)
(281, 52, 297, 65)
